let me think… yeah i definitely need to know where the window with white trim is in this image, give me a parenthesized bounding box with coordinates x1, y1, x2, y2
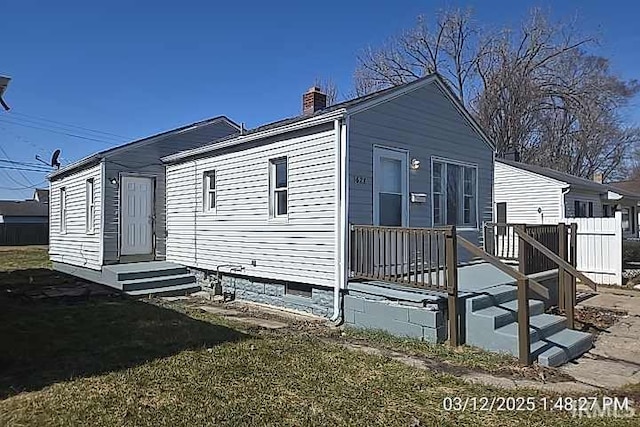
(59, 187, 67, 234)
(432, 159, 477, 227)
(203, 170, 216, 212)
(269, 157, 287, 217)
(86, 178, 95, 233)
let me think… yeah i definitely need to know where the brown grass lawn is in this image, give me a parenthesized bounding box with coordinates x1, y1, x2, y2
(0, 247, 637, 426)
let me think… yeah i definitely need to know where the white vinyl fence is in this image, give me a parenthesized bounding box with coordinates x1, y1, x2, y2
(560, 212, 623, 286)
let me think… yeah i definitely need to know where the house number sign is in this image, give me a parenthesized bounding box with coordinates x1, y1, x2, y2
(353, 176, 368, 184)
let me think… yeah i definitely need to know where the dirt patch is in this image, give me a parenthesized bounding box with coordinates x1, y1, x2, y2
(549, 305, 626, 335)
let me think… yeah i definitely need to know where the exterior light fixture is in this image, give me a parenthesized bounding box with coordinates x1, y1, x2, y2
(410, 158, 421, 170)
(110, 177, 118, 185)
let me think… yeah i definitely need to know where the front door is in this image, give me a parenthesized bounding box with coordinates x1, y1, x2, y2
(121, 176, 154, 256)
(373, 146, 408, 226)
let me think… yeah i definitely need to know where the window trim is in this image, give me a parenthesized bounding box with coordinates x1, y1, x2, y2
(85, 179, 95, 234)
(59, 187, 67, 234)
(269, 157, 288, 220)
(430, 156, 479, 230)
(203, 170, 216, 213)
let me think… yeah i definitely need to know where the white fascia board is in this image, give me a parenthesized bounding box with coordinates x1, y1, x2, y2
(498, 161, 569, 188)
(606, 190, 624, 201)
(163, 110, 346, 164)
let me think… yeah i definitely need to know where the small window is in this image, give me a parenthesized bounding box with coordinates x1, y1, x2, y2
(59, 187, 67, 234)
(86, 179, 95, 233)
(270, 158, 287, 218)
(588, 202, 594, 218)
(203, 171, 216, 212)
(496, 202, 507, 236)
(285, 282, 312, 298)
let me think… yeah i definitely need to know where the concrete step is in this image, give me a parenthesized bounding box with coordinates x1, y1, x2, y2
(472, 299, 545, 329)
(103, 261, 189, 282)
(495, 313, 567, 343)
(534, 329, 594, 367)
(125, 282, 201, 297)
(121, 273, 196, 292)
(467, 286, 518, 311)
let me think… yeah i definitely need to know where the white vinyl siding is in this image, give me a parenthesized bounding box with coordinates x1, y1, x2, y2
(59, 187, 67, 234)
(494, 161, 564, 224)
(49, 163, 103, 269)
(166, 127, 336, 288)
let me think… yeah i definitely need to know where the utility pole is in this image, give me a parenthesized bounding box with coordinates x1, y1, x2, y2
(0, 75, 11, 111)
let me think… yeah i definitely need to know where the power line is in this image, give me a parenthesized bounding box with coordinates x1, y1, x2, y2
(0, 118, 122, 145)
(0, 158, 51, 169)
(0, 144, 38, 186)
(0, 165, 51, 173)
(4, 114, 125, 143)
(8, 110, 131, 140)
(0, 179, 47, 190)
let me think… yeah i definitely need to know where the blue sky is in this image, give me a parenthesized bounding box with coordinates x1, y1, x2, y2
(1, 0, 638, 199)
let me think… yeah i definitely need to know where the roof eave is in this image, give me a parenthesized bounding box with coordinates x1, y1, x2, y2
(163, 109, 347, 164)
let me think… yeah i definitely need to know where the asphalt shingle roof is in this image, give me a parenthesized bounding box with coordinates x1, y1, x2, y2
(0, 201, 48, 217)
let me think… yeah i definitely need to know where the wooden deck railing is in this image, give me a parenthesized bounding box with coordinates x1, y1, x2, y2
(350, 224, 460, 346)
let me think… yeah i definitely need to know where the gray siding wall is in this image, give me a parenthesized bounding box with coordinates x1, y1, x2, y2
(564, 189, 604, 218)
(165, 124, 338, 288)
(49, 163, 103, 269)
(494, 161, 564, 223)
(348, 83, 494, 245)
(102, 120, 237, 263)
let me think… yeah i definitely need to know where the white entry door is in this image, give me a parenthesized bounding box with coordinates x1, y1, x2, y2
(373, 146, 408, 226)
(121, 176, 154, 256)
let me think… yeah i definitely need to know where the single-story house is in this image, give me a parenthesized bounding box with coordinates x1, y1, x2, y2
(0, 199, 49, 245)
(48, 116, 239, 270)
(51, 74, 594, 366)
(494, 158, 640, 237)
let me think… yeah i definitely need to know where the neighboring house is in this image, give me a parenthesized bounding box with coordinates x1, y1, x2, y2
(609, 178, 640, 234)
(0, 199, 48, 245)
(494, 159, 640, 237)
(48, 116, 239, 271)
(33, 188, 49, 204)
(162, 73, 494, 318)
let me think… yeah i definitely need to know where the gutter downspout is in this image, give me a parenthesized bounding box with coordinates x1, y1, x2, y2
(331, 118, 343, 322)
(560, 187, 570, 219)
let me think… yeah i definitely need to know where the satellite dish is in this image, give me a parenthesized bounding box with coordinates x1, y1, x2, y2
(0, 75, 10, 111)
(51, 149, 61, 169)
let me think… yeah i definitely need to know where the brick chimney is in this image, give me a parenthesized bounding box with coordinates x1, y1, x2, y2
(302, 86, 327, 115)
(593, 172, 603, 183)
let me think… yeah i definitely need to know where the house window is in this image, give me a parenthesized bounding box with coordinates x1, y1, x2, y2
(59, 187, 67, 234)
(285, 282, 312, 298)
(573, 201, 593, 218)
(203, 171, 216, 212)
(432, 159, 477, 228)
(603, 204, 610, 217)
(86, 179, 95, 233)
(270, 157, 287, 218)
(496, 202, 507, 236)
(622, 207, 631, 231)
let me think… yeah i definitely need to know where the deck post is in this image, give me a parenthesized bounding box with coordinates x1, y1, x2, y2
(557, 223, 567, 312)
(445, 226, 459, 347)
(567, 223, 578, 330)
(517, 277, 531, 365)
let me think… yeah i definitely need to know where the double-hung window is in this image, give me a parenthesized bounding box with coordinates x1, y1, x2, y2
(59, 187, 67, 234)
(432, 159, 477, 228)
(203, 171, 216, 212)
(270, 158, 287, 218)
(86, 179, 95, 233)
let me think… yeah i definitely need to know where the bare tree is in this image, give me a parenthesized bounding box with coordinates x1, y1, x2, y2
(354, 8, 640, 180)
(314, 77, 339, 106)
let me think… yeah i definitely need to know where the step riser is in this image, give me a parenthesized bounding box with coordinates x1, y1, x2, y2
(468, 290, 517, 311)
(126, 284, 201, 297)
(122, 276, 196, 292)
(491, 305, 545, 329)
(116, 267, 189, 282)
